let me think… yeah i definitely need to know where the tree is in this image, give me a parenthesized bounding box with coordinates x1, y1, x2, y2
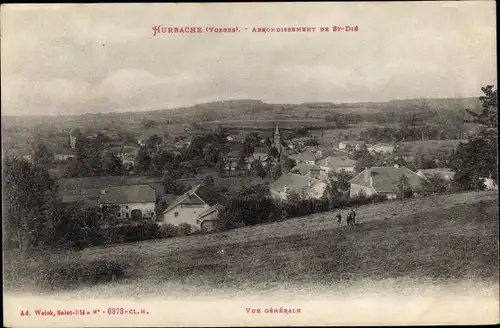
(419, 175, 452, 196)
(163, 175, 185, 195)
(146, 134, 163, 151)
(135, 146, 152, 172)
(203, 175, 214, 186)
(451, 86, 498, 190)
(103, 153, 124, 176)
(268, 147, 279, 159)
(465, 85, 498, 128)
(285, 157, 297, 171)
(251, 160, 267, 179)
(395, 174, 413, 199)
(3, 157, 58, 252)
(32, 142, 54, 165)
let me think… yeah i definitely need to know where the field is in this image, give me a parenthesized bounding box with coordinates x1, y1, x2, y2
(4, 190, 498, 297)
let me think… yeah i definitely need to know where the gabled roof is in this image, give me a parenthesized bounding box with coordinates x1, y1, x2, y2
(161, 184, 227, 215)
(99, 185, 156, 204)
(417, 168, 456, 179)
(290, 152, 316, 162)
(269, 173, 325, 192)
(350, 166, 425, 193)
(317, 156, 357, 168)
(290, 163, 321, 175)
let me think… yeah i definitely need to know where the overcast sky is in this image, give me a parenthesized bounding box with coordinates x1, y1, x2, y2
(1, 2, 497, 116)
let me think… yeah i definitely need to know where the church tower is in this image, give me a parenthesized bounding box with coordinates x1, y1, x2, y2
(273, 122, 282, 154)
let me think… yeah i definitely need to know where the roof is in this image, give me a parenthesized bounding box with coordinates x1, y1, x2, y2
(58, 176, 162, 193)
(290, 163, 321, 175)
(269, 173, 325, 192)
(317, 156, 357, 168)
(340, 140, 364, 145)
(291, 137, 312, 142)
(54, 148, 78, 155)
(197, 204, 220, 221)
(161, 184, 227, 215)
(417, 168, 456, 179)
(99, 185, 156, 204)
(350, 166, 425, 193)
(290, 152, 316, 162)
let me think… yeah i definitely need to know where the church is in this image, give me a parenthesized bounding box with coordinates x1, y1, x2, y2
(272, 122, 287, 155)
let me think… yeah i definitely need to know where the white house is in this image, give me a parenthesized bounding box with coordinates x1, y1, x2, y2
(269, 173, 328, 200)
(99, 185, 156, 220)
(416, 168, 456, 181)
(349, 165, 425, 199)
(317, 156, 357, 174)
(290, 152, 316, 165)
(367, 144, 395, 154)
(54, 149, 78, 162)
(338, 141, 364, 151)
(159, 184, 226, 230)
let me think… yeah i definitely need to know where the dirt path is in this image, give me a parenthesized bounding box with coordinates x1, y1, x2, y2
(77, 190, 498, 260)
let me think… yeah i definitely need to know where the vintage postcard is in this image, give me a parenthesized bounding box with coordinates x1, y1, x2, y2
(2, 2, 499, 327)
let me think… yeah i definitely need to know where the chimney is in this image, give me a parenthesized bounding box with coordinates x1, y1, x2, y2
(394, 164, 400, 169)
(100, 189, 107, 195)
(364, 167, 371, 183)
(283, 184, 288, 193)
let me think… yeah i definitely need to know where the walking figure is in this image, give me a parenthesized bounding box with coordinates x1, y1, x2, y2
(336, 211, 342, 228)
(347, 209, 356, 227)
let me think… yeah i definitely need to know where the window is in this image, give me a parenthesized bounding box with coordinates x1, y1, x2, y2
(118, 212, 121, 217)
(125, 213, 129, 218)
(196, 219, 200, 224)
(125, 206, 129, 209)
(174, 212, 179, 217)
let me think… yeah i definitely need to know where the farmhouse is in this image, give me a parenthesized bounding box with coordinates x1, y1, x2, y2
(317, 156, 357, 174)
(367, 143, 395, 154)
(269, 173, 328, 200)
(159, 184, 226, 230)
(416, 168, 456, 181)
(53, 149, 78, 162)
(99, 185, 156, 220)
(290, 163, 329, 182)
(290, 152, 316, 165)
(2, 149, 33, 162)
(338, 141, 364, 151)
(349, 165, 425, 199)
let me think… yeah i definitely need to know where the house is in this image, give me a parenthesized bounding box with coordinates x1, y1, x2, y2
(338, 141, 364, 151)
(290, 163, 329, 182)
(290, 152, 316, 165)
(481, 177, 498, 190)
(349, 165, 426, 199)
(196, 204, 222, 232)
(269, 173, 328, 200)
(159, 184, 226, 230)
(317, 156, 357, 174)
(53, 149, 78, 162)
(416, 168, 456, 181)
(2, 149, 33, 162)
(368, 144, 395, 154)
(120, 147, 139, 168)
(98, 185, 156, 220)
(291, 136, 312, 148)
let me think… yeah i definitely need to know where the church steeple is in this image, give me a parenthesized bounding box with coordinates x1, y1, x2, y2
(273, 122, 282, 154)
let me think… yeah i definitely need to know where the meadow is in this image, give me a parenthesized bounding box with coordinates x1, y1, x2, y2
(4, 190, 498, 297)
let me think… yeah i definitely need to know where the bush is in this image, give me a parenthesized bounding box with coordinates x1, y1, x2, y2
(177, 223, 192, 236)
(37, 259, 125, 290)
(156, 224, 178, 238)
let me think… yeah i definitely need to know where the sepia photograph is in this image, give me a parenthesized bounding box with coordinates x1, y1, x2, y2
(2, 2, 499, 327)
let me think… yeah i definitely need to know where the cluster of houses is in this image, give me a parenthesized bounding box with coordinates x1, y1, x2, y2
(4, 122, 498, 235)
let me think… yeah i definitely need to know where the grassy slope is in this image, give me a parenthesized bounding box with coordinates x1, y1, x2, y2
(4, 191, 498, 295)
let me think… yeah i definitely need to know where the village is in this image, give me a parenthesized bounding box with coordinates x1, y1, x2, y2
(3, 116, 497, 239)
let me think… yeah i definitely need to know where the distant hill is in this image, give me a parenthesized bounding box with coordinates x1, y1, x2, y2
(1, 97, 482, 129)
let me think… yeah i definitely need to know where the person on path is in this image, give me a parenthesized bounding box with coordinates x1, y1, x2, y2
(336, 211, 342, 227)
